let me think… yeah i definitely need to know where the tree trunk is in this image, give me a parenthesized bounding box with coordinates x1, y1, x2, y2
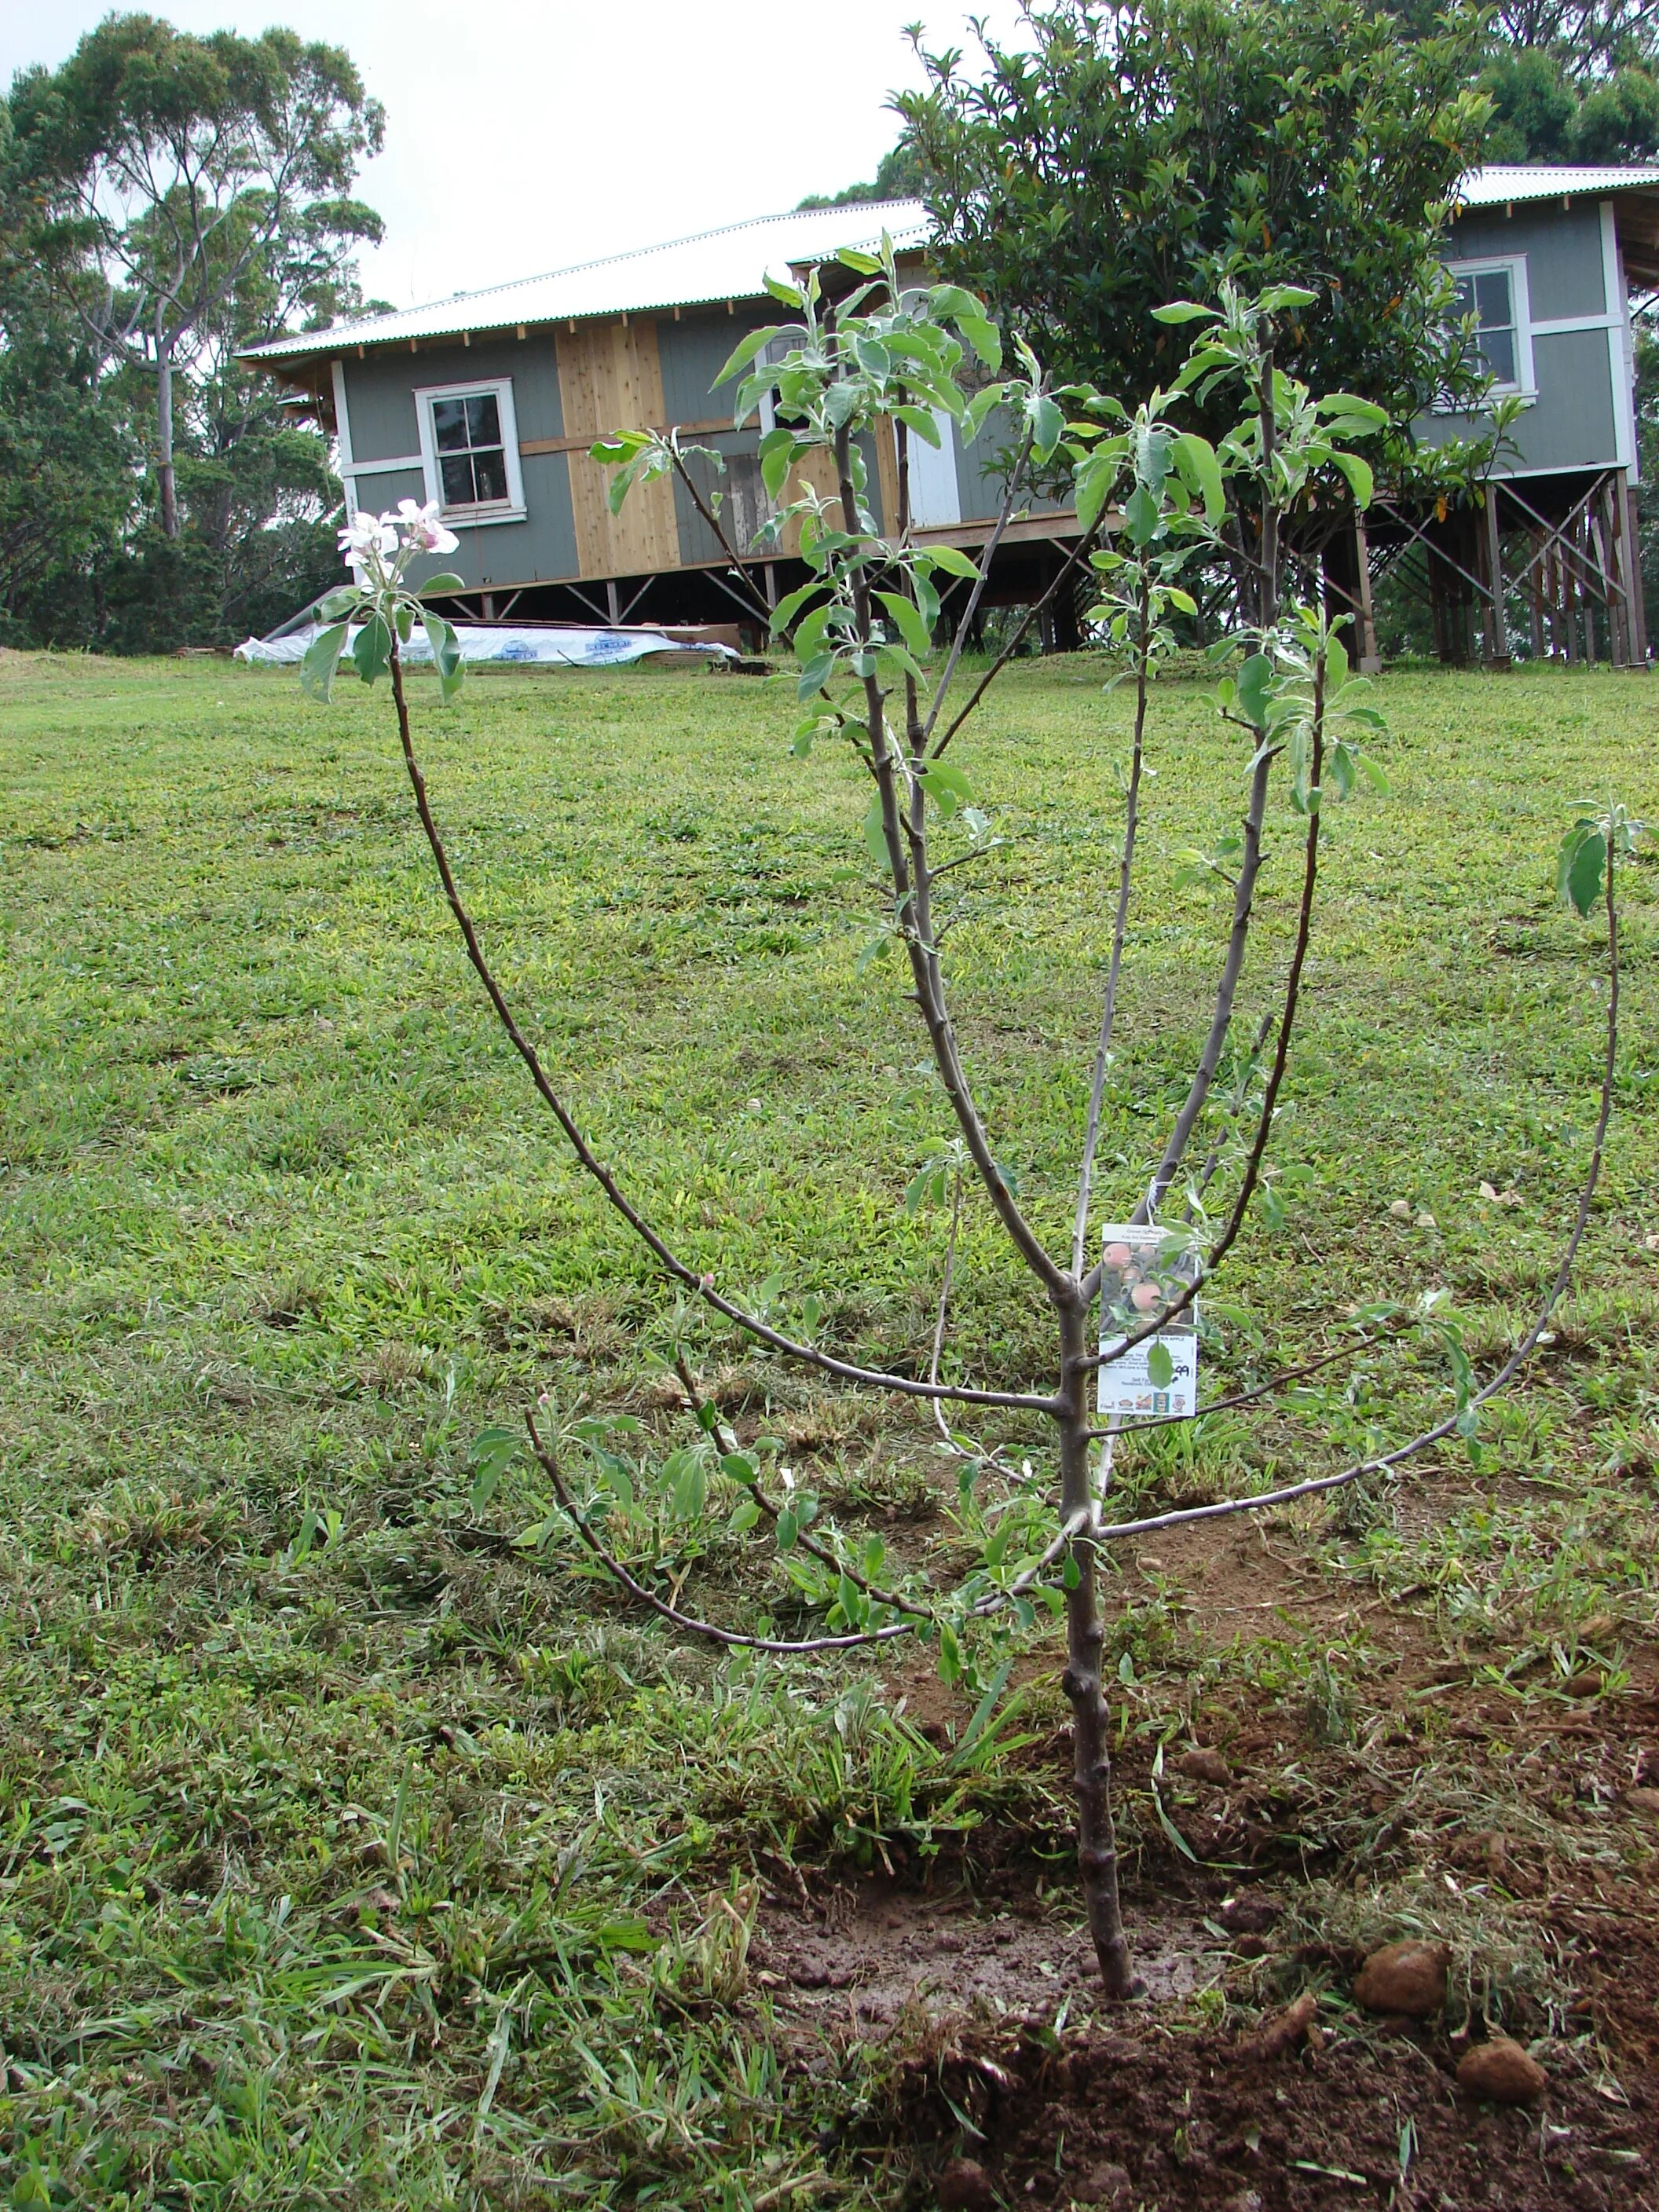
(1057, 1295, 1135, 1998)
(156, 311, 179, 540)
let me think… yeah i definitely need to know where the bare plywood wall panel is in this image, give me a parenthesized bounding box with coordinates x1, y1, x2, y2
(778, 448, 846, 558)
(557, 320, 680, 578)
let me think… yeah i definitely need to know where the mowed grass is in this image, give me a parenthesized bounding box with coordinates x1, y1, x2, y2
(1, 646, 1656, 2208)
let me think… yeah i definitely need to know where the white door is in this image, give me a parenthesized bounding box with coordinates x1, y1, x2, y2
(899, 411, 961, 528)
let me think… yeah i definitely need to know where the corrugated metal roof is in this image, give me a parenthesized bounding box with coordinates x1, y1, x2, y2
(1457, 162, 1659, 206)
(246, 163, 1659, 367)
(244, 199, 931, 362)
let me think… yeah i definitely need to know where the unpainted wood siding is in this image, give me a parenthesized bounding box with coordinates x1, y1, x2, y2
(556, 320, 680, 577)
(1415, 200, 1626, 477)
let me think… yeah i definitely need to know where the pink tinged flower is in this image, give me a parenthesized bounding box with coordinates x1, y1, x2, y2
(395, 497, 460, 555)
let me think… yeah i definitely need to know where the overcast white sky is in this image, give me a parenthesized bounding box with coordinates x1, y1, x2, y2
(1, 1, 1002, 307)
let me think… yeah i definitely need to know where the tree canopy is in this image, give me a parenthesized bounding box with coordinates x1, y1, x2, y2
(1382, 0, 1659, 161)
(0, 13, 384, 646)
(895, 0, 1491, 440)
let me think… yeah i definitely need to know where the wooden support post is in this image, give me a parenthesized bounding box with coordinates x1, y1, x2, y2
(1626, 482, 1650, 665)
(1578, 508, 1599, 665)
(1609, 481, 1626, 666)
(605, 577, 621, 625)
(1527, 528, 1547, 659)
(1595, 486, 1624, 666)
(1353, 516, 1381, 672)
(1481, 493, 1507, 666)
(1562, 533, 1580, 665)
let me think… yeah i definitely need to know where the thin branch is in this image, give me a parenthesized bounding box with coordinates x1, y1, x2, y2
(921, 433, 1034, 746)
(666, 449, 774, 624)
(1071, 568, 1149, 1276)
(1082, 1320, 1417, 1438)
(1117, 347, 1287, 1222)
(1080, 645, 1329, 1339)
(671, 1354, 935, 1621)
(1128, 745, 1273, 1237)
(384, 647, 1057, 1415)
(836, 430, 1068, 1299)
(968, 1506, 1092, 1613)
(928, 1153, 967, 1449)
(1095, 841, 1621, 1541)
(525, 1412, 911, 1653)
(1181, 1009, 1276, 1224)
(930, 522, 1105, 761)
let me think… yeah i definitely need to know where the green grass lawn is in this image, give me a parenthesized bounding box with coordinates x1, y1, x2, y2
(1, 648, 1656, 2209)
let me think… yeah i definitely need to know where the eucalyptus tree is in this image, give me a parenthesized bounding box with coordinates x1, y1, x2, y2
(296, 259, 1628, 1996)
(9, 14, 383, 538)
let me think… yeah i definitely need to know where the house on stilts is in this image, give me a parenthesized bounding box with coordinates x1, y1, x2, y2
(240, 163, 1659, 666)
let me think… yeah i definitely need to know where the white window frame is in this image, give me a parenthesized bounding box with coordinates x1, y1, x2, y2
(1445, 255, 1536, 401)
(413, 375, 526, 526)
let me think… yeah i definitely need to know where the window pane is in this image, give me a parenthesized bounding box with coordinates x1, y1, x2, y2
(472, 448, 509, 503)
(1452, 275, 1474, 317)
(439, 452, 474, 504)
(1474, 270, 1512, 329)
(1481, 327, 1517, 384)
(432, 397, 469, 451)
(465, 393, 502, 447)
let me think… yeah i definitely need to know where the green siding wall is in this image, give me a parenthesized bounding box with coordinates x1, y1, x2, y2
(657, 308, 767, 425)
(1448, 203, 1606, 321)
(1419, 199, 1626, 477)
(342, 335, 580, 588)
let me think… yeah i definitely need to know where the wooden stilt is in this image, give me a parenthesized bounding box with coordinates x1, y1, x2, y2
(1539, 524, 1557, 654)
(1594, 488, 1624, 665)
(1353, 515, 1380, 673)
(1626, 481, 1650, 665)
(1580, 507, 1599, 665)
(1481, 493, 1507, 665)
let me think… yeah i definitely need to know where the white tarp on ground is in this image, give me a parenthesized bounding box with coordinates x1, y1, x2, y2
(234, 623, 735, 668)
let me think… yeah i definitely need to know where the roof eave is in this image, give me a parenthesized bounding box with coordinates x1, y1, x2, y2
(240, 284, 792, 368)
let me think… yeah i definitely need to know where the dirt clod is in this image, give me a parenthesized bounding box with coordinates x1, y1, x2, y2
(1220, 1892, 1281, 1936)
(1074, 2163, 1132, 2205)
(1457, 2035, 1549, 2104)
(1174, 1746, 1231, 1785)
(1221, 1893, 1283, 1928)
(1245, 1988, 1318, 2060)
(1353, 1938, 1449, 2017)
(1626, 1785, 1659, 1818)
(936, 2155, 997, 2210)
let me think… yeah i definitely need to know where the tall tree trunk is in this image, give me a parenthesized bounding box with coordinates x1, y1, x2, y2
(156, 309, 179, 540)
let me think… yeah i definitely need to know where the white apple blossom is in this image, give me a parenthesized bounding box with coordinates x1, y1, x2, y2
(394, 498, 460, 555)
(338, 511, 396, 565)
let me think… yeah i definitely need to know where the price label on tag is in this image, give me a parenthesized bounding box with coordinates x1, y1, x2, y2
(1097, 1224, 1199, 1424)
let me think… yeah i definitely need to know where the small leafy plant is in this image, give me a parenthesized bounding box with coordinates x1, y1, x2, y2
(295, 256, 1629, 1997)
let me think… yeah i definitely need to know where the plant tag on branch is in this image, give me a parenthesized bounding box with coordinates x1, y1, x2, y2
(1097, 1225, 1199, 1423)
